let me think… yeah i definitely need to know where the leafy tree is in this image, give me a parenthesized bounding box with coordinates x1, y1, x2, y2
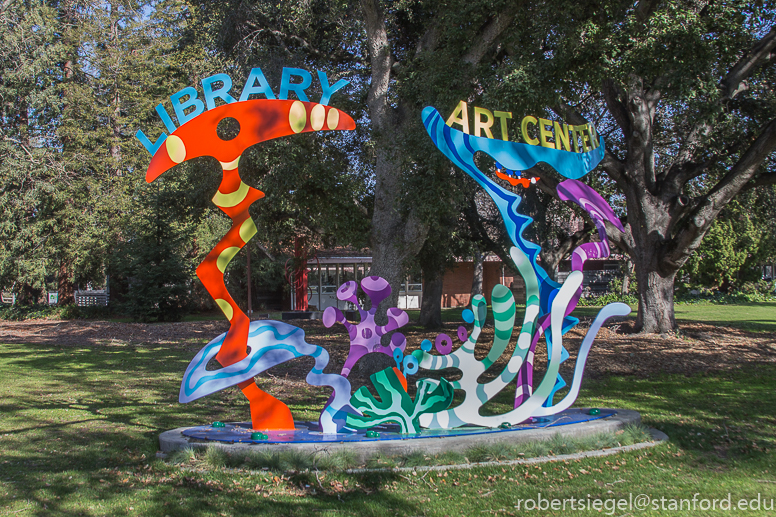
(682, 188, 776, 289)
(109, 182, 194, 321)
(491, 0, 776, 332)
(0, 1, 70, 303)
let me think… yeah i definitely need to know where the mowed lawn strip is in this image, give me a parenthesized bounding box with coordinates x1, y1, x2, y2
(0, 304, 773, 516)
(409, 302, 776, 333)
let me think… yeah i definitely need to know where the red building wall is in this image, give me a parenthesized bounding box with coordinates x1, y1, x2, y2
(440, 261, 521, 308)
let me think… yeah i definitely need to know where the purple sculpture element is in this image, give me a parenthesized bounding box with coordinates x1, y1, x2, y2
(514, 179, 625, 407)
(434, 334, 453, 355)
(322, 276, 409, 377)
(557, 179, 625, 269)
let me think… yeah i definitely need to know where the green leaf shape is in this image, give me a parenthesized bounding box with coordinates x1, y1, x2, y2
(346, 368, 454, 434)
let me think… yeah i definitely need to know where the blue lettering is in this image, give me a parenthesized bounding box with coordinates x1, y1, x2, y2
(201, 73, 238, 110)
(135, 129, 167, 155)
(171, 86, 205, 125)
(317, 71, 349, 105)
(279, 67, 312, 101)
(155, 103, 177, 133)
(239, 67, 276, 101)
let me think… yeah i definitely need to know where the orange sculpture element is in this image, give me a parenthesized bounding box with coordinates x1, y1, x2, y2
(495, 170, 540, 188)
(145, 99, 356, 430)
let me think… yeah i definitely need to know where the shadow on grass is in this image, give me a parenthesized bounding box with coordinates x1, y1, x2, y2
(1, 335, 775, 515)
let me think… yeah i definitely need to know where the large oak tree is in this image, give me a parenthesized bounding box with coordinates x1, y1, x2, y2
(505, 0, 776, 333)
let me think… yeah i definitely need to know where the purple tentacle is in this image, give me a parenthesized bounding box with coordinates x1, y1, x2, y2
(514, 179, 623, 409)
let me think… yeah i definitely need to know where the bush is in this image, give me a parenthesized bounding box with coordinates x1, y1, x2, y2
(0, 304, 113, 321)
(576, 292, 638, 306)
(674, 281, 776, 304)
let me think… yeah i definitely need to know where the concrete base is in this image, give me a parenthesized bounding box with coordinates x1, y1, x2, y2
(159, 409, 641, 462)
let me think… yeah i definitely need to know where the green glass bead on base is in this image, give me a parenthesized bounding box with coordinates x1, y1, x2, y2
(212, 421, 226, 428)
(251, 432, 268, 440)
(587, 408, 601, 416)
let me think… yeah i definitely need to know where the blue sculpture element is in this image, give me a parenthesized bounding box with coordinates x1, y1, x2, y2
(180, 320, 354, 433)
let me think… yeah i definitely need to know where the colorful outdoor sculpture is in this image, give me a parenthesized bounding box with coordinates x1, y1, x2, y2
(139, 74, 630, 435)
(143, 98, 355, 430)
(416, 105, 630, 428)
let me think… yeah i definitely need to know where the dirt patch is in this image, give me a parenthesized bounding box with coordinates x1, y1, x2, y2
(2, 316, 774, 387)
(0, 319, 231, 347)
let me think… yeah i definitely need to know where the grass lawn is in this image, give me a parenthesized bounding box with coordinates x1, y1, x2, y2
(410, 302, 776, 333)
(1, 304, 775, 516)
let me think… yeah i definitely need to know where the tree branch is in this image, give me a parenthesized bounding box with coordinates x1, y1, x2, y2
(552, 100, 588, 126)
(665, 117, 776, 267)
(667, 26, 776, 178)
(599, 150, 627, 186)
(241, 26, 363, 65)
(602, 79, 632, 136)
(722, 27, 776, 101)
(742, 170, 776, 191)
(462, 10, 517, 66)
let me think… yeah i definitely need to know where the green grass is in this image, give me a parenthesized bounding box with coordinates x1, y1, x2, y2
(674, 302, 776, 333)
(411, 302, 776, 333)
(1, 304, 775, 515)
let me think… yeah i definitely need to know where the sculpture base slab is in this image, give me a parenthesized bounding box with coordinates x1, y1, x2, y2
(159, 408, 641, 461)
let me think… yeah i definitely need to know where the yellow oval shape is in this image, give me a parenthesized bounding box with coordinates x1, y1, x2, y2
(310, 104, 326, 131)
(219, 156, 240, 171)
(165, 135, 186, 164)
(289, 101, 307, 134)
(215, 298, 234, 321)
(212, 182, 250, 208)
(326, 108, 340, 130)
(239, 218, 258, 243)
(216, 246, 241, 273)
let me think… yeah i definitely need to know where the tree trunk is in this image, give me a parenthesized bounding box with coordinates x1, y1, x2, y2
(630, 214, 678, 334)
(471, 250, 484, 297)
(368, 147, 428, 315)
(361, 0, 429, 320)
(58, 259, 75, 305)
(635, 266, 677, 334)
(418, 265, 444, 329)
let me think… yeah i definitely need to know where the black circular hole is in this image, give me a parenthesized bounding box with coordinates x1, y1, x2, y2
(216, 117, 240, 141)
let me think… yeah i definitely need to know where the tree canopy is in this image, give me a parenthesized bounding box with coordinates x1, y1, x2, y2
(1, 0, 774, 332)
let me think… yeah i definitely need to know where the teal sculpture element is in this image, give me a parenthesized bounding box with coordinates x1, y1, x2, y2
(346, 367, 454, 434)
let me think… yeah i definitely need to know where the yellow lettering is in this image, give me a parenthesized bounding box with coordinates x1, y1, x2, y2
(570, 125, 582, 152)
(473, 107, 495, 139)
(521, 116, 539, 145)
(538, 118, 554, 149)
(553, 121, 571, 152)
(587, 124, 598, 149)
(446, 100, 470, 134)
(493, 110, 512, 141)
(580, 124, 591, 152)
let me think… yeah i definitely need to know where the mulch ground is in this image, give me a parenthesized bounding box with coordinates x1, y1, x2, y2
(1, 317, 774, 390)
